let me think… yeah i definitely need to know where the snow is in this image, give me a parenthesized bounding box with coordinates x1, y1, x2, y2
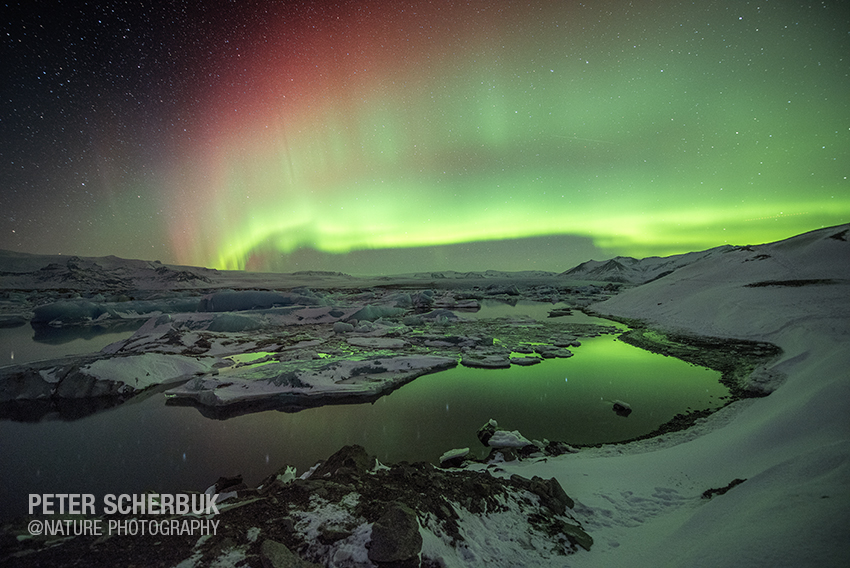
(560, 247, 732, 284)
(487, 430, 533, 449)
(484, 224, 850, 567)
(165, 355, 457, 406)
(419, 492, 577, 567)
(291, 492, 373, 567)
(439, 447, 470, 463)
(82, 353, 215, 389)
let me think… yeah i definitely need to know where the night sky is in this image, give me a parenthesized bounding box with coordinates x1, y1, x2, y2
(1, 1, 848, 274)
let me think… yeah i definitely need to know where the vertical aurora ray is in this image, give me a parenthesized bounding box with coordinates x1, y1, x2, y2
(163, 1, 850, 271)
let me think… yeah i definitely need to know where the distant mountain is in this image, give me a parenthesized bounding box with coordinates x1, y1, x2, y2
(590, 223, 850, 339)
(407, 270, 558, 280)
(559, 246, 735, 284)
(4, 225, 847, 292)
(561, 225, 850, 285)
(0, 251, 215, 290)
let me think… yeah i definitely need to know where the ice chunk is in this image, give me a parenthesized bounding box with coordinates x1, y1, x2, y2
(439, 447, 470, 464)
(199, 290, 319, 312)
(31, 300, 110, 325)
(488, 430, 534, 449)
(349, 305, 405, 322)
(207, 313, 262, 332)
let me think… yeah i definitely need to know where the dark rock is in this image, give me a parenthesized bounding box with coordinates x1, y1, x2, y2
(412, 291, 434, 307)
(535, 476, 575, 514)
(612, 400, 632, 417)
(533, 345, 573, 359)
(312, 445, 375, 479)
(561, 522, 594, 551)
(510, 356, 541, 366)
(553, 336, 581, 348)
(367, 502, 423, 564)
(476, 419, 498, 446)
(544, 440, 579, 457)
(260, 539, 323, 568)
(485, 284, 520, 296)
(318, 526, 352, 544)
(487, 447, 519, 462)
(438, 448, 470, 468)
(0, 367, 55, 402)
(702, 478, 747, 499)
(510, 475, 575, 514)
(56, 369, 122, 398)
(438, 456, 467, 469)
(333, 321, 355, 333)
(215, 474, 246, 493)
(518, 443, 544, 458)
(461, 353, 511, 368)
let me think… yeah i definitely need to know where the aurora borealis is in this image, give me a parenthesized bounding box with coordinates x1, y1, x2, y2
(2, 1, 848, 273)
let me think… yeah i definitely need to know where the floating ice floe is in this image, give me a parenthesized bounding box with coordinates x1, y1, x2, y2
(165, 355, 457, 408)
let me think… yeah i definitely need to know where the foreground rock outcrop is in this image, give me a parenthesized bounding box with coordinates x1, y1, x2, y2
(1, 445, 592, 567)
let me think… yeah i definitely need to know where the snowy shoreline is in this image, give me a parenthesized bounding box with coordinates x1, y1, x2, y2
(489, 224, 850, 567)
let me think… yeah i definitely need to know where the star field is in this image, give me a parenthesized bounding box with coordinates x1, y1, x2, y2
(1, 1, 848, 273)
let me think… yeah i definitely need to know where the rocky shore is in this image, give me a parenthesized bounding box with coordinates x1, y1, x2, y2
(1, 445, 592, 567)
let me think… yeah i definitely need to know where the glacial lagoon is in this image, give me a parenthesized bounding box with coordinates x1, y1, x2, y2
(0, 303, 728, 520)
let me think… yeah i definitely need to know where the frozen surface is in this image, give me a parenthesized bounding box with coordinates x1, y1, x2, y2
(82, 353, 216, 390)
(166, 355, 458, 407)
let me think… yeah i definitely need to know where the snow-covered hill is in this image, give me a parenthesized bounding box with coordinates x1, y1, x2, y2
(493, 223, 850, 567)
(559, 246, 734, 284)
(593, 224, 850, 338)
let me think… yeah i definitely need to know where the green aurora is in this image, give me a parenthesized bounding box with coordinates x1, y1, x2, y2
(2, 1, 848, 273)
(167, 1, 848, 272)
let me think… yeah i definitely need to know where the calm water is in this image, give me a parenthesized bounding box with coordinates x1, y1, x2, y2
(0, 322, 140, 367)
(0, 316, 727, 520)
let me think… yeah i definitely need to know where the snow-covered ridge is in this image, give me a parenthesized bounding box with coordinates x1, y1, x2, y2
(560, 246, 734, 284)
(0, 251, 215, 290)
(592, 224, 850, 339)
(564, 224, 849, 287)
